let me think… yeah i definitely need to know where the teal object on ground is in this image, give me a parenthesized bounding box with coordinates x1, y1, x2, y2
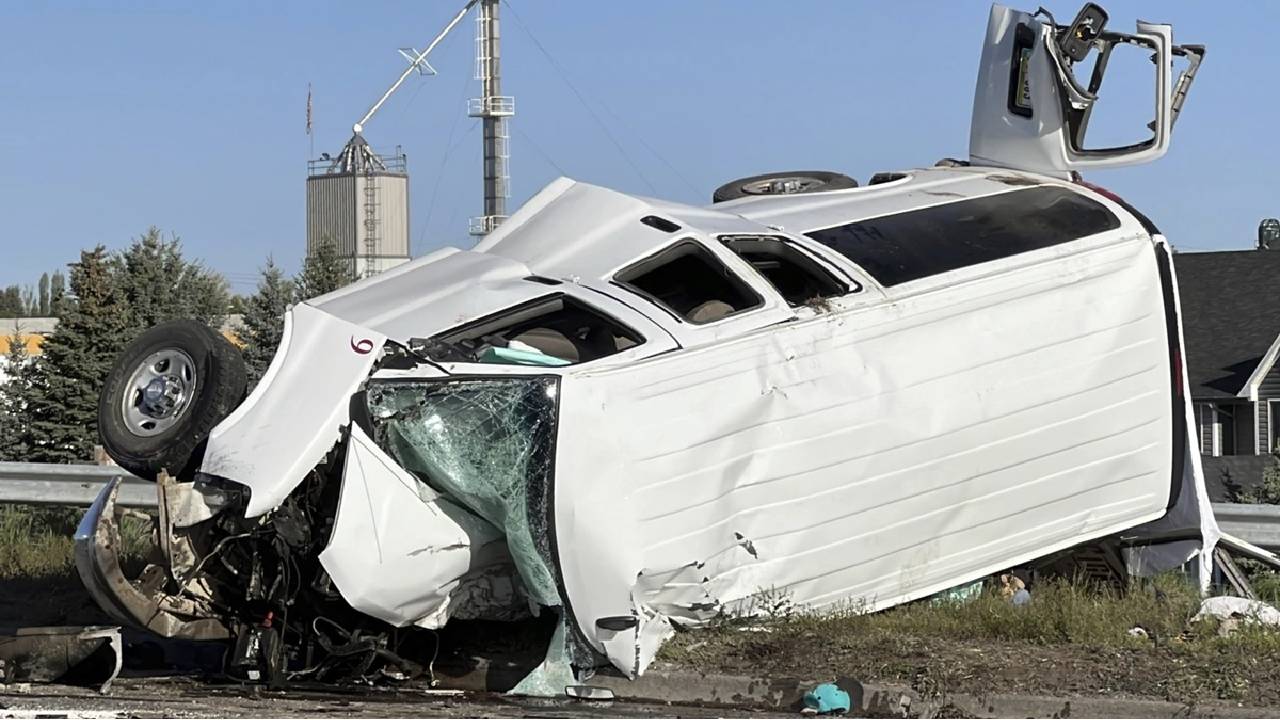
(803, 683, 851, 714)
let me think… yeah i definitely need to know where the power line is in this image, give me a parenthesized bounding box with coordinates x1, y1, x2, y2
(421, 121, 480, 248)
(402, 14, 466, 117)
(589, 98, 701, 198)
(416, 45, 481, 255)
(515, 125, 568, 177)
(501, 0, 657, 194)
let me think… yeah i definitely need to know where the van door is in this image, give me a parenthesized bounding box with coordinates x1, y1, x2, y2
(969, 3, 1203, 176)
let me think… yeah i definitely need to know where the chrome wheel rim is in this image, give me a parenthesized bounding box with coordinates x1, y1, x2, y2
(741, 176, 826, 195)
(121, 348, 197, 437)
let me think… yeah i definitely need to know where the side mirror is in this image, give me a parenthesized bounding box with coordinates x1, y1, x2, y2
(1059, 3, 1108, 62)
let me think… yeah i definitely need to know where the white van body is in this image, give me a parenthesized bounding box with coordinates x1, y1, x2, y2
(79, 1, 1213, 682)
(194, 167, 1203, 676)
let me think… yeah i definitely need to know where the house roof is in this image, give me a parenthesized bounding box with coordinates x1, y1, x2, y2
(1174, 249, 1280, 398)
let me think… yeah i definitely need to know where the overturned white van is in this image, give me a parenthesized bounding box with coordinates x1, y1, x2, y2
(81, 2, 1219, 685)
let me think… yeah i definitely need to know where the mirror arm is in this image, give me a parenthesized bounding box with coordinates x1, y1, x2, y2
(1168, 44, 1205, 128)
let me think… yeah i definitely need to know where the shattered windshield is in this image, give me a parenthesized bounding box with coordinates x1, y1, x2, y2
(365, 376, 562, 607)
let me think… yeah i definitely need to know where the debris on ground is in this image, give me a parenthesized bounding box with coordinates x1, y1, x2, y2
(801, 682, 851, 714)
(1193, 596, 1280, 635)
(997, 574, 1031, 606)
(0, 626, 122, 693)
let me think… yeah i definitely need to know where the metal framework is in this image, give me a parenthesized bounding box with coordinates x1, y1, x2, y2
(354, 0, 478, 135)
(469, 0, 514, 236)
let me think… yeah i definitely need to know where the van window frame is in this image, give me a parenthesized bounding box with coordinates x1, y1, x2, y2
(803, 185, 1122, 288)
(612, 239, 765, 326)
(717, 234, 858, 306)
(419, 292, 646, 366)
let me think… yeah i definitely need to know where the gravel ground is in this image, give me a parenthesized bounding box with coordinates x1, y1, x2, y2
(0, 677, 770, 719)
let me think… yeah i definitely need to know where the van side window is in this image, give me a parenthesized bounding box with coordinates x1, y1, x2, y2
(804, 186, 1121, 287)
(719, 235, 851, 307)
(615, 241, 762, 324)
(419, 294, 642, 366)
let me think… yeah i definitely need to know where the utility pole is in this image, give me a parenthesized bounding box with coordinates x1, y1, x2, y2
(469, 0, 514, 237)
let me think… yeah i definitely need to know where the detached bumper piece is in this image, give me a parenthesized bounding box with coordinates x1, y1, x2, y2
(74, 478, 231, 641)
(0, 626, 122, 693)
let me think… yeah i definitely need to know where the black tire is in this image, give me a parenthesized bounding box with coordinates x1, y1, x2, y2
(98, 320, 247, 480)
(712, 170, 858, 203)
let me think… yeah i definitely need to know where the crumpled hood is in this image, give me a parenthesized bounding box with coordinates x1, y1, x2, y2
(200, 303, 388, 516)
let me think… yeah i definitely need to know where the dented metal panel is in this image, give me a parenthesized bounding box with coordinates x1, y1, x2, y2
(319, 426, 524, 629)
(201, 304, 386, 516)
(554, 232, 1176, 675)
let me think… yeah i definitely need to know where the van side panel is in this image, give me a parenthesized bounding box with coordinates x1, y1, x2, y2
(553, 234, 1173, 676)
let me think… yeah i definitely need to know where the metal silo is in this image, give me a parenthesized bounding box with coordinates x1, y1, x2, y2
(306, 133, 410, 278)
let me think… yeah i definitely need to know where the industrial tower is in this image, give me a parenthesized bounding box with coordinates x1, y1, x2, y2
(469, 0, 514, 237)
(305, 0, 513, 277)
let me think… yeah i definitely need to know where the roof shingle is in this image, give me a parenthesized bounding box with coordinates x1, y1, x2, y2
(1174, 249, 1280, 398)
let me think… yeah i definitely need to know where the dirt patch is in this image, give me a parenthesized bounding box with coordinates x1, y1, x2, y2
(662, 630, 1280, 706)
(658, 577, 1280, 707)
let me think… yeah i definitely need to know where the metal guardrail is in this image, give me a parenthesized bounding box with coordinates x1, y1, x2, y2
(1212, 502, 1280, 550)
(0, 461, 156, 509)
(0, 462, 1277, 543)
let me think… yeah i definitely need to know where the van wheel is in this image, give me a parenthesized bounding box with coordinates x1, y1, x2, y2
(98, 320, 247, 480)
(712, 171, 858, 203)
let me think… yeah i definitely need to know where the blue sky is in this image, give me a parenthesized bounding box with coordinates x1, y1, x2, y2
(0, 1, 1274, 294)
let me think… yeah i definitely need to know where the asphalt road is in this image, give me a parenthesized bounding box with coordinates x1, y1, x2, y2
(0, 677, 771, 719)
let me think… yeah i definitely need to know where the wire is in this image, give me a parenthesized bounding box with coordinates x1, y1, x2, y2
(501, 0, 658, 194)
(421, 121, 480, 249)
(417, 52, 482, 254)
(590, 98, 702, 198)
(402, 16, 464, 116)
(514, 125, 568, 177)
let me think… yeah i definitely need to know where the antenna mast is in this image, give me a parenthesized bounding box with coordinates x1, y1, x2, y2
(353, 0, 477, 135)
(469, 0, 514, 236)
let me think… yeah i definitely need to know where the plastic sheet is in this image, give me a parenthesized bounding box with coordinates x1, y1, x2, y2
(366, 377, 561, 607)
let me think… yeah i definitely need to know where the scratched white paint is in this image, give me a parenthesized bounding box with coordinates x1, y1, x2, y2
(554, 230, 1186, 676)
(198, 170, 1212, 679)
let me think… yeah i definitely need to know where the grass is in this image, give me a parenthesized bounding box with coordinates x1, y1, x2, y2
(0, 503, 152, 579)
(0, 504, 156, 629)
(658, 576, 1280, 706)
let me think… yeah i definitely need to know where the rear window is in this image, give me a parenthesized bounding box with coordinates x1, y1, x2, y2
(804, 186, 1121, 287)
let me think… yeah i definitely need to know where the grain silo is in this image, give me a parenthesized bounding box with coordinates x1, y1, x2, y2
(306, 133, 410, 278)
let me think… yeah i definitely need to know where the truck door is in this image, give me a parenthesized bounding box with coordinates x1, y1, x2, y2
(969, 3, 1203, 176)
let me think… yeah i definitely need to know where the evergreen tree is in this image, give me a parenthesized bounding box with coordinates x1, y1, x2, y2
(49, 271, 66, 316)
(37, 273, 50, 316)
(110, 227, 230, 335)
(296, 240, 354, 300)
(0, 328, 39, 461)
(25, 248, 131, 463)
(241, 258, 294, 385)
(0, 286, 22, 317)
